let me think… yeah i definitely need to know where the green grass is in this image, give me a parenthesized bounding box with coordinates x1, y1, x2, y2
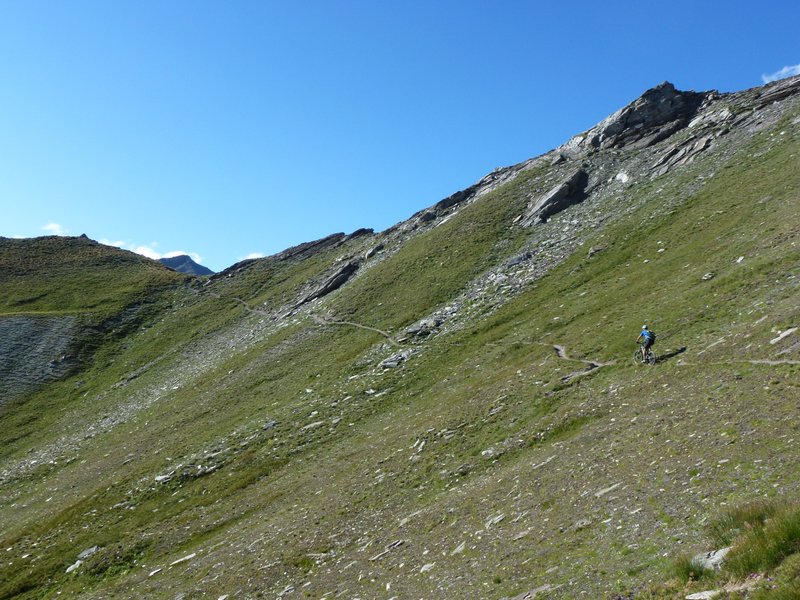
(749, 552, 800, 599)
(641, 498, 800, 599)
(706, 499, 780, 548)
(0, 236, 186, 317)
(672, 553, 713, 585)
(724, 501, 800, 579)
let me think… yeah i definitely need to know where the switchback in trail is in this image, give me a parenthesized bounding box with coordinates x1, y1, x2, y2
(552, 344, 614, 383)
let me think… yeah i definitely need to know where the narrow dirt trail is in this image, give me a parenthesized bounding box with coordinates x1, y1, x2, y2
(203, 289, 269, 316)
(552, 344, 614, 382)
(310, 314, 401, 348)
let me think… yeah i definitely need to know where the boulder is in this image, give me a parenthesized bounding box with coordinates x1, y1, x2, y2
(692, 546, 731, 571)
(518, 169, 589, 226)
(510, 585, 555, 599)
(406, 316, 444, 337)
(78, 546, 100, 560)
(379, 349, 414, 369)
(65, 560, 82, 574)
(686, 592, 721, 600)
(506, 251, 533, 267)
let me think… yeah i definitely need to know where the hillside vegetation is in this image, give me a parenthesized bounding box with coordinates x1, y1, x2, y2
(0, 77, 798, 599)
(0, 235, 185, 316)
(0, 236, 187, 404)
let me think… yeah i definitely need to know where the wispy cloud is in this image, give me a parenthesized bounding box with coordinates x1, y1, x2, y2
(100, 239, 202, 264)
(243, 252, 265, 260)
(762, 63, 800, 84)
(42, 222, 68, 236)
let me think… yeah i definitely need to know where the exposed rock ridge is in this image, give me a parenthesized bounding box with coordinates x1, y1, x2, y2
(560, 82, 711, 155)
(756, 73, 800, 106)
(275, 232, 348, 261)
(294, 260, 361, 308)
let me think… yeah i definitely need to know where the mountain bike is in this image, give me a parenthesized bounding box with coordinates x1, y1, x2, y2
(633, 345, 656, 365)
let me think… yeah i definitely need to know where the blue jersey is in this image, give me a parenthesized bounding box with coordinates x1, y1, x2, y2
(641, 329, 654, 341)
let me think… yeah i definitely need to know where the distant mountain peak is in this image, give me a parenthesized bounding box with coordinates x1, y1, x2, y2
(159, 254, 214, 276)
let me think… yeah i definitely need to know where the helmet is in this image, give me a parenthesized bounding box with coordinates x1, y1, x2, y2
(642, 325, 648, 329)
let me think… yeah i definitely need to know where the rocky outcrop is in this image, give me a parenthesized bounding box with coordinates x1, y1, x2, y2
(756, 73, 800, 107)
(561, 82, 709, 154)
(516, 168, 589, 226)
(407, 162, 541, 228)
(275, 233, 348, 262)
(650, 133, 716, 178)
(345, 228, 374, 240)
(379, 349, 413, 368)
(405, 316, 444, 337)
(295, 260, 361, 307)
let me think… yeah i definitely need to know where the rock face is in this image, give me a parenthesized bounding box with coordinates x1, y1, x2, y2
(296, 260, 361, 307)
(517, 168, 589, 226)
(159, 255, 214, 276)
(757, 73, 800, 106)
(561, 82, 709, 154)
(589, 82, 708, 149)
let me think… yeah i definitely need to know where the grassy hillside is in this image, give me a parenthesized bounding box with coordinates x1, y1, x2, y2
(0, 236, 189, 404)
(0, 236, 185, 317)
(0, 86, 798, 600)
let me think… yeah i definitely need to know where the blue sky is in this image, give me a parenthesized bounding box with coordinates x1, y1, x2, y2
(2, 0, 799, 271)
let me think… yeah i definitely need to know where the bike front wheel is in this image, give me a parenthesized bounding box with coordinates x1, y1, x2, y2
(633, 348, 644, 364)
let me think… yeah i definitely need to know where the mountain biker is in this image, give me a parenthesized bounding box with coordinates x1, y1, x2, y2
(636, 325, 656, 362)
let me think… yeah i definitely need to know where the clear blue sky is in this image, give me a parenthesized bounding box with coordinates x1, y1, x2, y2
(2, 0, 798, 271)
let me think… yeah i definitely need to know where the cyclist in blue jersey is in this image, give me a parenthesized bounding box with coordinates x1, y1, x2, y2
(636, 325, 656, 362)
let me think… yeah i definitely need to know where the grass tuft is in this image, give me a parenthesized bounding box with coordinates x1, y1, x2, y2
(671, 553, 714, 585)
(706, 499, 780, 548)
(724, 502, 800, 578)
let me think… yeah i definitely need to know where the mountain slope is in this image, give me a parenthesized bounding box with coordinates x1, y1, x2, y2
(0, 77, 798, 600)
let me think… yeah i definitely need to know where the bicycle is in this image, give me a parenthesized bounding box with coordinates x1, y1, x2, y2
(633, 345, 656, 365)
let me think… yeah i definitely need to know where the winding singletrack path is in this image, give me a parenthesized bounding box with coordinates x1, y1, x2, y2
(310, 314, 401, 347)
